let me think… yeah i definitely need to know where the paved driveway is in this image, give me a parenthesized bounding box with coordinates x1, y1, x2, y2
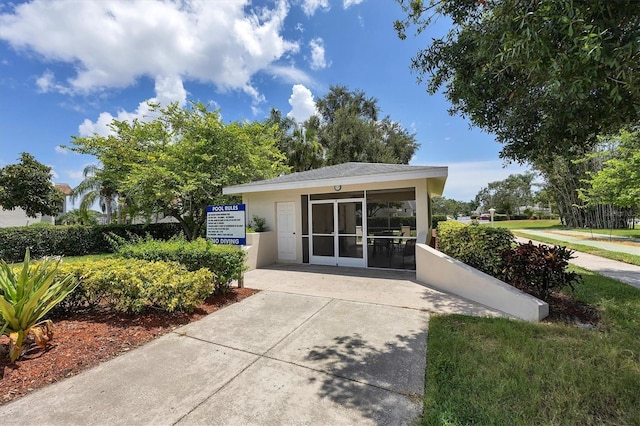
(0, 265, 502, 425)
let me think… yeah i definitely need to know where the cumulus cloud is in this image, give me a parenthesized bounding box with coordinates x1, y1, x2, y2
(287, 84, 317, 123)
(55, 145, 68, 155)
(301, 0, 330, 16)
(0, 0, 302, 101)
(343, 0, 365, 8)
(309, 38, 329, 70)
(79, 75, 187, 136)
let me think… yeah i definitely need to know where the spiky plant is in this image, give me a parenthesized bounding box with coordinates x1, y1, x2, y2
(0, 249, 77, 362)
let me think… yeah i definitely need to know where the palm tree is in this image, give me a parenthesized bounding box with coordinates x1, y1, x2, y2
(71, 164, 118, 224)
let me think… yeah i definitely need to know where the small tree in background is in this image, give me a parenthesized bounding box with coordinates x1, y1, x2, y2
(0, 152, 63, 217)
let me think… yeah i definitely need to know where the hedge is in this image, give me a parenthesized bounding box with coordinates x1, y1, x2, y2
(0, 223, 183, 262)
(111, 236, 246, 293)
(54, 258, 214, 314)
(436, 221, 515, 277)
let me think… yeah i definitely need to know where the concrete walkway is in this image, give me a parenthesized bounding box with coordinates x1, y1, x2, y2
(515, 229, 640, 256)
(0, 265, 502, 425)
(515, 236, 640, 289)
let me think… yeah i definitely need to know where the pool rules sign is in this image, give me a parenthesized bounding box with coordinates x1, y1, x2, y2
(206, 204, 246, 245)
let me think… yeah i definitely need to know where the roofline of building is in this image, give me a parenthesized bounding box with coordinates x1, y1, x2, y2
(223, 166, 448, 195)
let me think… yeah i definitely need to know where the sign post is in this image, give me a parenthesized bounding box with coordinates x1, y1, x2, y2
(206, 204, 246, 245)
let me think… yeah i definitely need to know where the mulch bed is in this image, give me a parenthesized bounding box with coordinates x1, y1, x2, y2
(545, 291, 600, 328)
(0, 287, 258, 406)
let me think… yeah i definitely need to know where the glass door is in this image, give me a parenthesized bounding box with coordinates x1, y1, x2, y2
(309, 198, 366, 267)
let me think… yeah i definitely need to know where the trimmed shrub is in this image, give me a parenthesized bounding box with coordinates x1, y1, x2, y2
(501, 241, 581, 301)
(431, 215, 448, 229)
(54, 258, 213, 314)
(0, 223, 183, 262)
(110, 235, 246, 293)
(437, 221, 515, 277)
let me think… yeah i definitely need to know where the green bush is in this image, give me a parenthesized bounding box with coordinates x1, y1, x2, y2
(431, 215, 448, 229)
(54, 258, 213, 314)
(501, 241, 581, 301)
(437, 221, 515, 277)
(0, 223, 183, 263)
(110, 235, 246, 293)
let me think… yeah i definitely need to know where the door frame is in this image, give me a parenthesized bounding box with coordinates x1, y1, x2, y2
(308, 197, 367, 267)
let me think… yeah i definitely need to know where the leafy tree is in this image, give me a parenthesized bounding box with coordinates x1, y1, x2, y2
(264, 109, 325, 172)
(70, 102, 289, 240)
(431, 196, 477, 217)
(315, 85, 419, 165)
(475, 173, 535, 218)
(395, 0, 640, 164)
(579, 129, 640, 211)
(0, 153, 63, 217)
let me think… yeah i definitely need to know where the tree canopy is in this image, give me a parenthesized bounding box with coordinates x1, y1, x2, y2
(475, 172, 536, 218)
(268, 85, 419, 168)
(579, 129, 640, 210)
(0, 152, 63, 217)
(395, 0, 640, 164)
(69, 102, 289, 239)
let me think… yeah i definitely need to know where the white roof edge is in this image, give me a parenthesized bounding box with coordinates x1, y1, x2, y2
(223, 167, 448, 195)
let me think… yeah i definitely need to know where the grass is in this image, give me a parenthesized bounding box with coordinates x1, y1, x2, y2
(422, 266, 640, 425)
(514, 231, 640, 267)
(487, 219, 564, 230)
(569, 228, 640, 239)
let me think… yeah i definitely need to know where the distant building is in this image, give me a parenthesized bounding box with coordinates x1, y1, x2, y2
(0, 183, 73, 228)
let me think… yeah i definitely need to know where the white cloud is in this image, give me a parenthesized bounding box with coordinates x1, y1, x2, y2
(267, 64, 314, 86)
(0, 0, 300, 101)
(309, 38, 329, 70)
(425, 160, 532, 201)
(55, 145, 68, 155)
(79, 75, 188, 137)
(48, 166, 59, 179)
(287, 84, 317, 123)
(343, 0, 365, 8)
(301, 0, 330, 16)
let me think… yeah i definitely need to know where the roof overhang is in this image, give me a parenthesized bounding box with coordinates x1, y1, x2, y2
(223, 166, 448, 195)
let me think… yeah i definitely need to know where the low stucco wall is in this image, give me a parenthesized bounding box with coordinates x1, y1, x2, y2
(415, 243, 549, 322)
(244, 231, 277, 270)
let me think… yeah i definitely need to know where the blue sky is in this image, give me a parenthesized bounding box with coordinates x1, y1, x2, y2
(0, 0, 529, 203)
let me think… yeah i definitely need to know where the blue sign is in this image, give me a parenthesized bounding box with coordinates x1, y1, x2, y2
(206, 204, 246, 245)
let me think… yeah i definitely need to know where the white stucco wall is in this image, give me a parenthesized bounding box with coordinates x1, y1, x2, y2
(0, 208, 53, 228)
(244, 231, 277, 270)
(415, 243, 549, 322)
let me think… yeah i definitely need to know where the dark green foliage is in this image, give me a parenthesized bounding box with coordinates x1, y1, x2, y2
(110, 235, 246, 293)
(0, 152, 63, 217)
(431, 215, 447, 229)
(250, 216, 267, 232)
(0, 223, 182, 263)
(53, 258, 214, 314)
(437, 221, 515, 277)
(501, 241, 581, 301)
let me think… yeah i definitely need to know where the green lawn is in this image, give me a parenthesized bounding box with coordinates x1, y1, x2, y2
(488, 219, 564, 230)
(568, 228, 640, 239)
(514, 231, 640, 267)
(422, 266, 640, 425)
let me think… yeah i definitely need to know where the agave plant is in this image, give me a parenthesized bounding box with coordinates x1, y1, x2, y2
(0, 249, 77, 362)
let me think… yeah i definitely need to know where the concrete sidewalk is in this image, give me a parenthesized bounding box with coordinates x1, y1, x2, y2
(515, 229, 640, 256)
(0, 266, 502, 425)
(515, 236, 640, 289)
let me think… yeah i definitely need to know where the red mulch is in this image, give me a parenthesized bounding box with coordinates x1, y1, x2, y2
(0, 287, 258, 405)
